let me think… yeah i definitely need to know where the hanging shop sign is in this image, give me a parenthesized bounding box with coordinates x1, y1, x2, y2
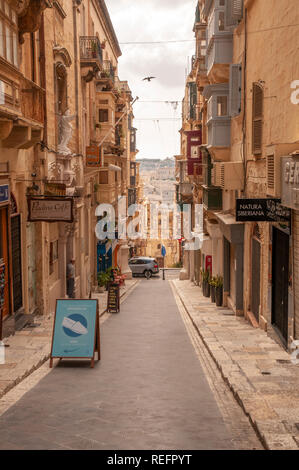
(50, 299, 100, 368)
(281, 155, 299, 209)
(44, 182, 66, 197)
(86, 145, 102, 167)
(236, 199, 291, 222)
(27, 197, 74, 222)
(0, 184, 9, 204)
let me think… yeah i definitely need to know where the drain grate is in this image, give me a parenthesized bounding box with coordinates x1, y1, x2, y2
(261, 371, 271, 375)
(276, 359, 291, 364)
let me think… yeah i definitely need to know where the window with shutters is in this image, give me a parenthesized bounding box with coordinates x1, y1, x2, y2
(0, 1, 18, 67)
(99, 109, 108, 122)
(229, 64, 242, 117)
(252, 83, 263, 156)
(225, 0, 243, 29)
(99, 171, 108, 184)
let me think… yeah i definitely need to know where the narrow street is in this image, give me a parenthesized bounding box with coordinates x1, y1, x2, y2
(0, 278, 262, 450)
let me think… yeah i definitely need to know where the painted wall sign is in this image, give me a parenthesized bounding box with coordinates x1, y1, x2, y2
(50, 299, 100, 368)
(86, 145, 102, 167)
(27, 197, 73, 222)
(236, 199, 291, 222)
(281, 155, 299, 209)
(0, 185, 9, 204)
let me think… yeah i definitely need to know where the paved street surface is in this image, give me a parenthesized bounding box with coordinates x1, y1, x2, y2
(173, 280, 299, 450)
(0, 279, 262, 450)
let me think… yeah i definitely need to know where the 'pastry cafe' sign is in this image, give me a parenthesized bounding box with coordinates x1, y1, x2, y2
(27, 197, 74, 222)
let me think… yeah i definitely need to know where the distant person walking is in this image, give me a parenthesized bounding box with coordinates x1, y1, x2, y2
(67, 258, 75, 299)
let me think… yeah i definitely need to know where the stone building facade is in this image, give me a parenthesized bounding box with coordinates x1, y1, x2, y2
(177, 0, 299, 350)
(0, 0, 139, 337)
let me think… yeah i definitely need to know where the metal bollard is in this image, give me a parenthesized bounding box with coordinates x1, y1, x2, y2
(163, 269, 165, 281)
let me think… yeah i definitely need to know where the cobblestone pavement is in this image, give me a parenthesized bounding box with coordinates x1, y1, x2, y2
(0, 278, 259, 450)
(172, 280, 299, 450)
(0, 280, 138, 401)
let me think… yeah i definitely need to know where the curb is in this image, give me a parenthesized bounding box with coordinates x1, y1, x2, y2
(171, 280, 298, 451)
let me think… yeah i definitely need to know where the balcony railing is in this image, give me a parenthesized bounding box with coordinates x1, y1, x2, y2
(21, 77, 45, 124)
(115, 77, 131, 95)
(80, 36, 103, 66)
(100, 60, 115, 82)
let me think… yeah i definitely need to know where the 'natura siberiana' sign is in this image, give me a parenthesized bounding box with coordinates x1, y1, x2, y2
(236, 199, 291, 222)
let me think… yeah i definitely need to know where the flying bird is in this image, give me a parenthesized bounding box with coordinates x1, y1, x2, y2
(142, 76, 156, 82)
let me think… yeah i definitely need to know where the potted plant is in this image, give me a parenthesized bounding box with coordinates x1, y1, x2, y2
(201, 269, 210, 297)
(97, 271, 110, 293)
(215, 275, 223, 307)
(209, 276, 216, 303)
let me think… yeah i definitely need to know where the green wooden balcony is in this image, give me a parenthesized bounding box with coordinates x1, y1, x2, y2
(202, 185, 222, 211)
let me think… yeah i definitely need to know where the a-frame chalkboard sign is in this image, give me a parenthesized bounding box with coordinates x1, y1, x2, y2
(50, 299, 101, 368)
(107, 283, 120, 313)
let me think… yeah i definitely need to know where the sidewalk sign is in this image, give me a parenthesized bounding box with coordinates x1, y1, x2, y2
(50, 299, 100, 368)
(107, 283, 120, 313)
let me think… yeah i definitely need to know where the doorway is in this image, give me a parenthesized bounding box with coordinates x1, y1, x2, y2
(272, 227, 289, 344)
(251, 237, 261, 321)
(0, 207, 10, 318)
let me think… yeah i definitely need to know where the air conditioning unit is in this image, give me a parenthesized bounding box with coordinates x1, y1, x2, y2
(266, 152, 281, 197)
(219, 162, 244, 190)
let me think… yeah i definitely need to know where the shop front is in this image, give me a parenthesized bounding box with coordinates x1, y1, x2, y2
(0, 182, 10, 337)
(216, 213, 244, 316)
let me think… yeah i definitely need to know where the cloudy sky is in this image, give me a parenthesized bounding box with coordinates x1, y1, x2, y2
(105, 0, 197, 160)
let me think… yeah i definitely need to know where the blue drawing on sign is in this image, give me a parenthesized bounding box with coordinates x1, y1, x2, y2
(62, 314, 88, 338)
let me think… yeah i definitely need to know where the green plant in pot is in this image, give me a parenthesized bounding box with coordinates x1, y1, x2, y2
(97, 271, 110, 292)
(215, 275, 223, 307)
(209, 276, 217, 303)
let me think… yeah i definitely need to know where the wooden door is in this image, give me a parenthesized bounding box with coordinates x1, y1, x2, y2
(0, 207, 10, 318)
(272, 227, 289, 343)
(251, 238, 261, 321)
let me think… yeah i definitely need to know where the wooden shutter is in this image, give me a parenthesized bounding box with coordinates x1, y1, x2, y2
(252, 83, 263, 156)
(225, 0, 243, 29)
(229, 64, 242, 117)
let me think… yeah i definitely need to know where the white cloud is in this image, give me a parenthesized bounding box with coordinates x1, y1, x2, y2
(105, 0, 197, 159)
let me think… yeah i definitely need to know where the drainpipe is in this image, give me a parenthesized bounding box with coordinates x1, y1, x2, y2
(73, 0, 80, 154)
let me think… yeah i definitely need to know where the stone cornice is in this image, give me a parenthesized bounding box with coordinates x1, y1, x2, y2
(92, 0, 122, 58)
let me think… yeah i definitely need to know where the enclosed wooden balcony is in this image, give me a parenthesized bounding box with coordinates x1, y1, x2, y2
(20, 76, 45, 124)
(202, 185, 222, 212)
